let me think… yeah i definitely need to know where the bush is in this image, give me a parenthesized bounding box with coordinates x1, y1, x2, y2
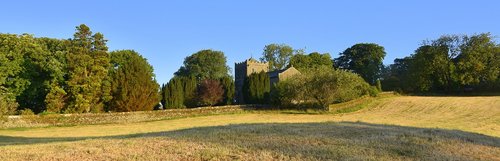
(0, 94, 18, 116)
(271, 79, 299, 108)
(271, 67, 371, 110)
(369, 86, 380, 97)
(197, 79, 224, 106)
(18, 109, 35, 115)
(38, 111, 58, 116)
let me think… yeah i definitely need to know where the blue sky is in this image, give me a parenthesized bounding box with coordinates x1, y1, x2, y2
(1, 0, 499, 84)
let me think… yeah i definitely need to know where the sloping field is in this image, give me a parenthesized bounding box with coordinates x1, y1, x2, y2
(0, 95, 499, 160)
(332, 95, 500, 137)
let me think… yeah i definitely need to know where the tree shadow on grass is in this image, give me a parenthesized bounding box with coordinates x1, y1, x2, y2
(1, 122, 498, 146)
(0, 121, 499, 160)
(404, 92, 500, 97)
(0, 122, 500, 160)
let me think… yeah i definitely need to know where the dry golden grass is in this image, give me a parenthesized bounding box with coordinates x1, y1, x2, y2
(1, 95, 498, 138)
(0, 122, 498, 160)
(0, 95, 499, 160)
(335, 96, 500, 137)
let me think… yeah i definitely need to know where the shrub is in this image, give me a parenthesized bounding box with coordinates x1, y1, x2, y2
(272, 67, 371, 110)
(369, 86, 380, 97)
(18, 109, 35, 115)
(197, 79, 224, 106)
(0, 94, 18, 116)
(38, 111, 58, 116)
(271, 78, 300, 108)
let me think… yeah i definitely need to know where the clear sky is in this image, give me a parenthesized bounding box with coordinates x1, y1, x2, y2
(1, 0, 499, 84)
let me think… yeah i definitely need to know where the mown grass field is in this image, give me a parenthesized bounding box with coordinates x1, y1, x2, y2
(0, 95, 499, 160)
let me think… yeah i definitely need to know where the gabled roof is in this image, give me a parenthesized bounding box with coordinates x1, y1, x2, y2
(268, 65, 300, 77)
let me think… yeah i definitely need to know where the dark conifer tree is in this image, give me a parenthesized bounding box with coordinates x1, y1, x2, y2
(220, 76, 235, 105)
(243, 71, 270, 104)
(164, 77, 185, 108)
(182, 76, 198, 107)
(108, 50, 159, 112)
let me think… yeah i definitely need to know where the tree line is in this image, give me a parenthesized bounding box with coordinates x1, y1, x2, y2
(161, 43, 380, 109)
(381, 33, 500, 93)
(160, 50, 235, 108)
(1, 24, 159, 115)
(2, 24, 498, 115)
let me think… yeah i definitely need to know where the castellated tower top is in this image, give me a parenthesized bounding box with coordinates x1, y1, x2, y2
(235, 58, 269, 78)
(235, 58, 268, 67)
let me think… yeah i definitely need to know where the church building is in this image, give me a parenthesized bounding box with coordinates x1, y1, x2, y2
(234, 58, 300, 103)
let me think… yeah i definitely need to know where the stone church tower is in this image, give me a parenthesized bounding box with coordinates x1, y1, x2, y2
(234, 58, 268, 103)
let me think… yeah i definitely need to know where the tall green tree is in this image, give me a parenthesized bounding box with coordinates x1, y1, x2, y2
(408, 45, 444, 92)
(384, 33, 500, 93)
(65, 24, 110, 113)
(260, 44, 296, 71)
(1, 34, 69, 113)
(290, 52, 333, 71)
(243, 71, 270, 104)
(181, 76, 198, 107)
(160, 76, 199, 108)
(37, 38, 68, 113)
(108, 50, 159, 112)
(160, 83, 167, 107)
(380, 58, 412, 91)
(335, 43, 386, 84)
(406, 39, 462, 92)
(457, 33, 500, 89)
(220, 76, 235, 105)
(175, 49, 230, 80)
(427, 36, 461, 92)
(0, 34, 31, 109)
(162, 77, 185, 108)
(18, 37, 68, 113)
